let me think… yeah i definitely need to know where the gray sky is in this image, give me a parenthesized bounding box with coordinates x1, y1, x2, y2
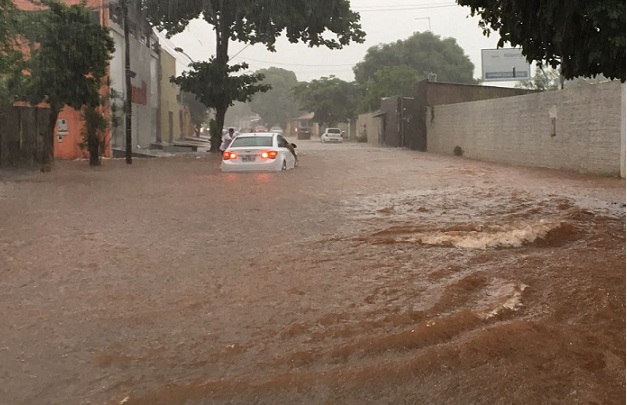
(156, 0, 517, 86)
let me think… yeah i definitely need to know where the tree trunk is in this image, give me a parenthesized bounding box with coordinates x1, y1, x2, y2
(42, 106, 58, 170)
(88, 131, 101, 166)
(211, 104, 227, 153)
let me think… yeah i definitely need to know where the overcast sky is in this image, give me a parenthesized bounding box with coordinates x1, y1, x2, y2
(156, 0, 518, 86)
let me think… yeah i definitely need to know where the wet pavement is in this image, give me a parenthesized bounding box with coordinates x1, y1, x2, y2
(0, 139, 625, 404)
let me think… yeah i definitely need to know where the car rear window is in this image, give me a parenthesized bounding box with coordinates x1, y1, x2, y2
(328, 128, 341, 134)
(230, 136, 273, 147)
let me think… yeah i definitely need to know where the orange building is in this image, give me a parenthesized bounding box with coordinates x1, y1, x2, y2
(13, 0, 112, 159)
(13, 0, 160, 160)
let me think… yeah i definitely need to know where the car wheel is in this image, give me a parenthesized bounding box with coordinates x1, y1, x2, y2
(281, 160, 287, 171)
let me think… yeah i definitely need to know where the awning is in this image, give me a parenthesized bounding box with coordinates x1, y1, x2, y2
(372, 111, 386, 117)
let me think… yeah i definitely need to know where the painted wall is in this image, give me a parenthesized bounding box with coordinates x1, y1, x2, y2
(412, 80, 537, 151)
(159, 50, 181, 144)
(108, 14, 159, 151)
(426, 81, 624, 177)
(356, 112, 381, 145)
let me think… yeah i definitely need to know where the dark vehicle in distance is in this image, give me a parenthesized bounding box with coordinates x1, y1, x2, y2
(296, 126, 311, 140)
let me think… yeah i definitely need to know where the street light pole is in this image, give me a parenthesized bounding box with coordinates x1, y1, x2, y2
(122, 0, 133, 164)
(414, 17, 431, 31)
(174, 47, 195, 64)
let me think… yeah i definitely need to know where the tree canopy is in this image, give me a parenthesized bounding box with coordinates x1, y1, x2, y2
(171, 59, 270, 121)
(249, 67, 301, 129)
(353, 31, 475, 86)
(0, 0, 20, 104)
(359, 65, 421, 112)
(145, 0, 365, 151)
(456, 0, 626, 81)
(293, 76, 358, 127)
(180, 91, 209, 127)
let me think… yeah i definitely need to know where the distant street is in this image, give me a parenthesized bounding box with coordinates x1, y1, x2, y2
(1, 139, 624, 405)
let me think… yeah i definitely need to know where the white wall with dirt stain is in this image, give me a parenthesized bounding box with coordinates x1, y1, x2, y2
(426, 81, 625, 177)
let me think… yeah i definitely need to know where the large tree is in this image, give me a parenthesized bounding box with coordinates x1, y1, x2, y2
(293, 76, 359, 127)
(249, 67, 300, 129)
(456, 0, 626, 81)
(145, 0, 365, 151)
(359, 65, 421, 112)
(353, 31, 475, 86)
(18, 0, 114, 167)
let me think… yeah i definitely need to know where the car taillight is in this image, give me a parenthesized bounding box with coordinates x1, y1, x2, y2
(260, 150, 278, 159)
(223, 151, 237, 160)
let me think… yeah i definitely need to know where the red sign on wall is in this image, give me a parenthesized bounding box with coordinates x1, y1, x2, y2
(131, 81, 147, 105)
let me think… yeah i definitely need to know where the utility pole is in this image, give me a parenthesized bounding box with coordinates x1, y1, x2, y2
(122, 0, 133, 164)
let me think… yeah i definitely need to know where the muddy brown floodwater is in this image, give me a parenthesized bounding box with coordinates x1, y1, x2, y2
(0, 140, 625, 405)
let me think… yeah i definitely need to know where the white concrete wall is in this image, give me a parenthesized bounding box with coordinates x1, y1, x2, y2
(356, 112, 381, 145)
(109, 22, 159, 150)
(426, 81, 624, 177)
(621, 83, 625, 178)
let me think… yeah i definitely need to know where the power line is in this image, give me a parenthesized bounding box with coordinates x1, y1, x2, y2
(355, 4, 458, 12)
(232, 56, 356, 67)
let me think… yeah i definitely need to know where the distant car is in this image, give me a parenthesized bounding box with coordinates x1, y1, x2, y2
(254, 125, 268, 133)
(296, 127, 311, 140)
(270, 126, 283, 135)
(321, 128, 343, 143)
(221, 133, 297, 172)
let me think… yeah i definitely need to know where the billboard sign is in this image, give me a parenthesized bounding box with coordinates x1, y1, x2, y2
(481, 48, 530, 81)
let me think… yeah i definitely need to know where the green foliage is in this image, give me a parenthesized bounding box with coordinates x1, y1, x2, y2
(20, 0, 115, 111)
(145, 0, 365, 150)
(0, 0, 16, 56)
(79, 103, 108, 166)
(515, 64, 561, 91)
(0, 0, 20, 105)
(171, 59, 270, 149)
(293, 76, 359, 126)
(249, 67, 300, 128)
(180, 91, 209, 126)
(353, 31, 475, 86)
(8, 0, 115, 165)
(359, 65, 421, 112)
(172, 59, 270, 113)
(144, 0, 365, 52)
(456, 0, 626, 81)
(79, 87, 123, 166)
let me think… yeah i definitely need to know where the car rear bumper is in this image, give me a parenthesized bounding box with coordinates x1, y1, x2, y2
(221, 158, 283, 172)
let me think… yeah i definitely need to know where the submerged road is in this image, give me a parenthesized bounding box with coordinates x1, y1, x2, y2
(1, 139, 624, 404)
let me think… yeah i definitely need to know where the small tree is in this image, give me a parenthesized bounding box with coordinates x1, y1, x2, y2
(79, 87, 123, 166)
(171, 59, 270, 151)
(17, 0, 114, 167)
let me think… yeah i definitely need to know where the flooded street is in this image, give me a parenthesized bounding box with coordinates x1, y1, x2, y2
(1, 139, 625, 405)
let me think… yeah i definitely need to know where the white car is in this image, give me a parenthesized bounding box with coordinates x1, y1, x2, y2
(270, 126, 284, 136)
(221, 133, 297, 172)
(320, 128, 343, 143)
